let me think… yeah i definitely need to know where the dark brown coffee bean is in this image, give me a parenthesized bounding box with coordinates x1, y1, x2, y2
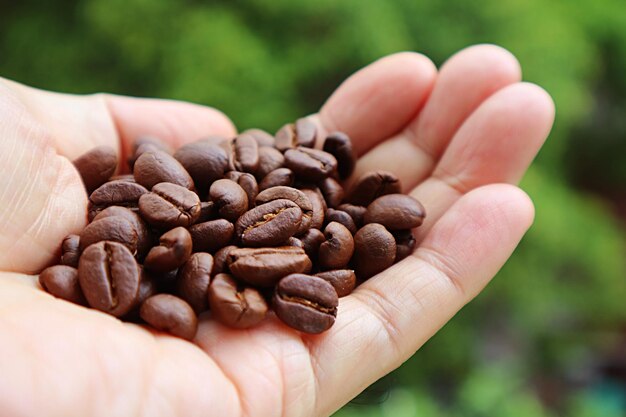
(256, 146, 285, 178)
(196, 201, 217, 224)
(140, 294, 198, 340)
(323, 132, 356, 179)
(93, 206, 152, 259)
(139, 182, 201, 229)
(286, 236, 304, 249)
(319, 222, 354, 270)
(88, 180, 148, 221)
(78, 241, 140, 317)
(227, 246, 312, 287)
(259, 168, 294, 191)
(284, 147, 337, 182)
(39, 265, 86, 305)
(298, 228, 325, 260)
(325, 208, 357, 235)
(134, 150, 194, 190)
(353, 223, 396, 279)
(79, 216, 138, 255)
(243, 128, 275, 147)
(273, 274, 338, 334)
(224, 171, 258, 204)
(234, 133, 260, 173)
(256, 186, 313, 234)
(212, 245, 237, 275)
(209, 179, 249, 222)
(275, 118, 317, 150)
(337, 204, 367, 228)
(174, 142, 228, 192)
(189, 219, 234, 253)
(137, 268, 159, 305)
(235, 199, 303, 247)
(128, 135, 172, 169)
(348, 171, 401, 206)
(319, 177, 345, 208)
(315, 269, 356, 297)
(208, 273, 268, 329)
(302, 188, 326, 229)
(393, 230, 416, 262)
(73, 145, 118, 193)
(365, 194, 426, 230)
(60, 234, 81, 267)
(176, 252, 213, 314)
(144, 227, 192, 272)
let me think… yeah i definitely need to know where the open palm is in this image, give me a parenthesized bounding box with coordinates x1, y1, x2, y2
(0, 45, 554, 417)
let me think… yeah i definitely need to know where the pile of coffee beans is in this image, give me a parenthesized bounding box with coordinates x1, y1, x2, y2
(39, 119, 425, 340)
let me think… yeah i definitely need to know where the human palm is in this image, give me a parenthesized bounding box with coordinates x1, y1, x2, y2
(0, 45, 554, 417)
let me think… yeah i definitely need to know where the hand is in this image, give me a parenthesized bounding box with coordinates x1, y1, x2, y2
(0, 45, 554, 417)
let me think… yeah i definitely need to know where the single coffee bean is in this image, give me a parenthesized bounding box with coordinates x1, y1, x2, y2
(176, 252, 213, 314)
(227, 246, 312, 287)
(123, 267, 160, 322)
(109, 174, 135, 182)
(79, 216, 138, 255)
(275, 118, 317, 150)
(318, 222, 355, 270)
(73, 145, 118, 193)
(60, 234, 81, 267)
(88, 180, 148, 221)
(235, 199, 303, 247)
(337, 203, 367, 228)
(78, 241, 140, 317)
(348, 170, 401, 206)
(189, 219, 234, 253)
(315, 269, 356, 297)
(284, 147, 337, 182)
(93, 206, 152, 258)
(224, 171, 259, 204)
(208, 273, 268, 329)
(140, 294, 198, 340)
(393, 230, 416, 262)
(325, 208, 357, 235)
(256, 146, 285, 179)
(144, 227, 193, 272)
(273, 274, 338, 334)
(243, 128, 275, 147)
(259, 168, 294, 191)
(256, 186, 313, 234)
(229, 133, 260, 174)
(212, 245, 237, 275)
(128, 135, 172, 169)
(138, 182, 201, 229)
(196, 201, 217, 224)
(209, 179, 249, 222)
(134, 150, 195, 190)
(364, 194, 426, 230)
(353, 223, 397, 279)
(174, 142, 228, 192)
(286, 236, 304, 249)
(319, 177, 345, 208)
(298, 228, 325, 260)
(39, 265, 86, 305)
(302, 188, 326, 229)
(323, 132, 356, 179)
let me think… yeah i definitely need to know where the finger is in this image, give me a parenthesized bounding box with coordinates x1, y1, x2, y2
(309, 184, 535, 416)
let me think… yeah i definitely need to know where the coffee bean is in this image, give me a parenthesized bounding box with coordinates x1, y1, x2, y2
(275, 118, 317, 150)
(39, 265, 86, 305)
(73, 145, 118, 193)
(235, 199, 303, 247)
(209, 179, 249, 222)
(319, 177, 345, 208)
(243, 128, 275, 147)
(88, 180, 148, 221)
(315, 269, 356, 297)
(318, 222, 354, 270)
(176, 252, 213, 314)
(302, 188, 326, 229)
(79, 216, 138, 255)
(353, 223, 396, 279)
(298, 228, 325, 260)
(128, 135, 172, 169)
(224, 171, 259, 204)
(60, 234, 81, 267)
(140, 294, 198, 340)
(134, 150, 194, 190)
(256, 186, 313, 234)
(227, 246, 312, 287)
(324, 208, 357, 235)
(230, 133, 260, 174)
(337, 203, 366, 228)
(139, 182, 201, 229)
(323, 132, 356, 179)
(364, 194, 425, 230)
(137, 269, 159, 305)
(174, 142, 228, 192)
(212, 245, 237, 275)
(273, 274, 338, 334)
(348, 170, 401, 206)
(208, 273, 268, 328)
(259, 168, 294, 191)
(286, 236, 304, 249)
(393, 230, 416, 262)
(189, 219, 234, 253)
(196, 201, 217, 224)
(93, 206, 152, 258)
(256, 146, 285, 179)
(144, 227, 192, 272)
(284, 147, 337, 182)
(78, 241, 140, 317)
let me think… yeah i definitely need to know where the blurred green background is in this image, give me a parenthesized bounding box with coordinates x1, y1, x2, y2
(1, 0, 624, 415)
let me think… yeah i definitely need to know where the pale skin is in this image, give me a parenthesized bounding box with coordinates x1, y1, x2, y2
(0, 45, 554, 417)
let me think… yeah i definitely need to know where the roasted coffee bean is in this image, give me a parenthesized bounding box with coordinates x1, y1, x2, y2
(227, 134, 260, 174)
(144, 227, 193, 272)
(235, 199, 303, 247)
(39, 265, 86, 305)
(224, 171, 259, 204)
(318, 222, 354, 270)
(73, 145, 117, 193)
(319, 177, 344, 208)
(273, 274, 338, 334)
(128, 135, 172, 169)
(337, 203, 367, 228)
(302, 188, 326, 229)
(189, 219, 234, 253)
(176, 252, 213, 314)
(323, 132, 356, 179)
(137, 269, 159, 305)
(88, 180, 148, 221)
(134, 150, 194, 190)
(393, 230, 416, 262)
(79, 216, 138, 255)
(353, 223, 396, 279)
(298, 228, 325, 260)
(315, 269, 356, 297)
(287, 236, 304, 249)
(256, 186, 313, 234)
(209, 179, 249, 222)
(284, 147, 337, 182)
(139, 182, 201, 229)
(60, 234, 81, 267)
(364, 194, 425, 230)
(212, 245, 237, 275)
(196, 201, 217, 224)
(208, 273, 268, 328)
(348, 170, 401, 206)
(259, 168, 294, 191)
(324, 208, 357, 235)
(243, 128, 275, 147)
(256, 146, 285, 178)
(275, 118, 317, 150)
(93, 206, 152, 258)
(78, 241, 140, 317)
(140, 294, 198, 340)
(227, 246, 312, 287)
(174, 142, 228, 192)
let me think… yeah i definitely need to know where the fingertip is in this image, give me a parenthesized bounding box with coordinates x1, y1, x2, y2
(445, 44, 522, 81)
